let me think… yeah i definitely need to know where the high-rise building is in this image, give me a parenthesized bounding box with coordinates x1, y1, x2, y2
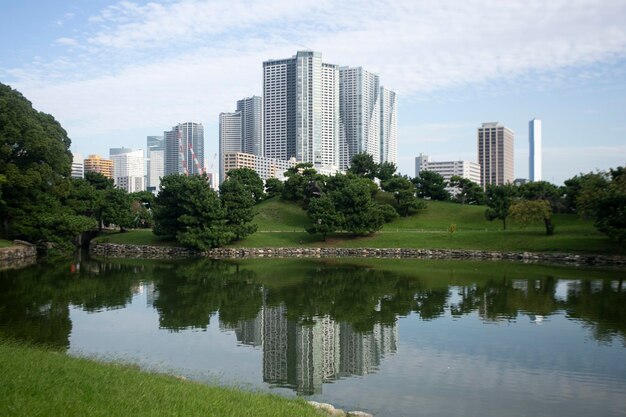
(110, 147, 144, 192)
(529, 118, 542, 182)
(415, 153, 481, 186)
(477, 122, 514, 187)
(263, 51, 339, 168)
(84, 154, 113, 179)
(219, 112, 242, 183)
(237, 96, 263, 157)
(71, 153, 84, 179)
(164, 122, 204, 176)
(338, 67, 397, 169)
(146, 136, 164, 192)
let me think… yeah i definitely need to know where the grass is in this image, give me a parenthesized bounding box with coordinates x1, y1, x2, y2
(0, 339, 321, 417)
(0, 239, 14, 248)
(92, 197, 624, 255)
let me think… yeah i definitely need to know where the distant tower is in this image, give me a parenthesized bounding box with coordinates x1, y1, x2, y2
(219, 112, 242, 184)
(529, 118, 542, 182)
(237, 96, 263, 157)
(164, 122, 204, 176)
(110, 147, 145, 192)
(146, 136, 164, 192)
(477, 122, 514, 188)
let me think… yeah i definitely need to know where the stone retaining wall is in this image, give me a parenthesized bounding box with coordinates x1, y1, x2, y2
(90, 242, 626, 266)
(0, 241, 38, 269)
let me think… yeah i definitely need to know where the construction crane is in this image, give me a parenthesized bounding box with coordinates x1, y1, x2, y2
(176, 123, 204, 176)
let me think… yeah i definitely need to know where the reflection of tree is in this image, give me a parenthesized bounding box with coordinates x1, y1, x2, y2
(564, 279, 626, 343)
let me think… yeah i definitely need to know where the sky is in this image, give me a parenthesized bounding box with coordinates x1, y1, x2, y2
(1, 0, 625, 185)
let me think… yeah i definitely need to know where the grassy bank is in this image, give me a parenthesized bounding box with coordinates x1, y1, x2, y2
(93, 198, 624, 254)
(0, 239, 13, 248)
(0, 339, 320, 417)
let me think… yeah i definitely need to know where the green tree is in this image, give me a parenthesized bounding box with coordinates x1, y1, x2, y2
(154, 174, 232, 249)
(484, 184, 518, 230)
(281, 163, 323, 205)
(509, 199, 554, 235)
(348, 153, 378, 179)
(519, 181, 563, 211)
(412, 170, 450, 201)
(382, 175, 425, 216)
(327, 174, 384, 235)
(265, 177, 284, 198)
(562, 172, 609, 214)
(305, 195, 344, 241)
(593, 167, 626, 242)
(449, 176, 484, 205)
(102, 188, 134, 231)
(376, 161, 397, 182)
(224, 167, 265, 203)
(220, 176, 258, 240)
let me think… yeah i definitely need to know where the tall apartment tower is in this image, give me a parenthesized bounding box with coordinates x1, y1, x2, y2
(477, 122, 514, 187)
(71, 153, 84, 179)
(110, 147, 145, 193)
(219, 112, 242, 183)
(263, 51, 339, 167)
(529, 118, 542, 182)
(146, 136, 164, 192)
(237, 96, 263, 157)
(164, 122, 204, 176)
(338, 67, 397, 170)
(84, 154, 113, 178)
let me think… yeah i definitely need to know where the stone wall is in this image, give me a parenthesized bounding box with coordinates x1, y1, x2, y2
(90, 242, 626, 266)
(0, 241, 38, 270)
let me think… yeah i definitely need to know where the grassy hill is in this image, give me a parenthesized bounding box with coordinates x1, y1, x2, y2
(94, 196, 623, 255)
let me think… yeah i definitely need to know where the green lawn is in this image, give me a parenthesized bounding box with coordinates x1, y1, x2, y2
(92, 197, 624, 255)
(0, 239, 13, 248)
(0, 339, 320, 417)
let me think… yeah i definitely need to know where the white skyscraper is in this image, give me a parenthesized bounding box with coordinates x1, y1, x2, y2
(529, 118, 542, 181)
(237, 96, 263, 157)
(263, 51, 339, 168)
(71, 152, 84, 179)
(338, 67, 397, 169)
(219, 112, 242, 183)
(146, 136, 164, 193)
(110, 147, 145, 192)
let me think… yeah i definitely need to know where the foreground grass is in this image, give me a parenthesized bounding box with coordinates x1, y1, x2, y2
(93, 229, 175, 246)
(0, 339, 320, 417)
(0, 239, 13, 248)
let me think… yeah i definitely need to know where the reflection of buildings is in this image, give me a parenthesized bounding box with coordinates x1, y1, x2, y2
(230, 302, 397, 395)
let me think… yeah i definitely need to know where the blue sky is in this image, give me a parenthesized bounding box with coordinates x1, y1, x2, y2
(1, 0, 625, 185)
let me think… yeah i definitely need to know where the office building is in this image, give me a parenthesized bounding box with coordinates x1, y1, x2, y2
(146, 136, 164, 192)
(237, 96, 263, 156)
(219, 112, 242, 183)
(84, 154, 113, 179)
(415, 154, 481, 185)
(379, 87, 398, 166)
(477, 122, 514, 187)
(110, 147, 145, 193)
(529, 118, 542, 182)
(263, 51, 339, 168)
(71, 153, 84, 178)
(164, 122, 204, 176)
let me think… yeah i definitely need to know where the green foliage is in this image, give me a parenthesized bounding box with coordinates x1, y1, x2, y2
(449, 176, 484, 205)
(592, 167, 626, 242)
(327, 174, 385, 235)
(376, 161, 397, 182)
(264, 177, 284, 198)
(484, 184, 518, 230)
(412, 170, 450, 201)
(102, 188, 134, 231)
(378, 203, 400, 223)
(84, 171, 114, 190)
(562, 172, 609, 214)
(348, 153, 378, 179)
(519, 181, 563, 212)
(224, 167, 265, 203)
(509, 199, 554, 235)
(220, 176, 258, 240)
(154, 174, 233, 250)
(382, 175, 425, 216)
(281, 163, 320, 203)
(305, 195, 344, 240)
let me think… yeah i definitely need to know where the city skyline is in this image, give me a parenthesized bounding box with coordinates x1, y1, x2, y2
(1, 1, 625, 185)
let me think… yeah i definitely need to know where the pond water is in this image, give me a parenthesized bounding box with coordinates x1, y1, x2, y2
(1, 256, 625, 417)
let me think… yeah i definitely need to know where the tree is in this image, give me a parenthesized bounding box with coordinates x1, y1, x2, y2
(562, 172, 609, 214)
(592, 167, 626, 242)
(265, 177, 284, 198)
(509, 199, 554, 235)
(0, 83, 94, 249)
(382, 175, 425, 216)
(376, 161, 397, 182)
(102, 188, 134, 231)
(154, 174, 233, 249)
(348, 153, 378, 179)
(519, 181, 563, 212)
(281, 163, 323, 206)
(224, 167, 265, 203)
(412, 170, 450, 201)
(327, 174, 384, 235)
(449, 176, 484, 205)
(220, 176, 258, 240)
(306, 195, 344, 241)
(484, 184, 518, 230)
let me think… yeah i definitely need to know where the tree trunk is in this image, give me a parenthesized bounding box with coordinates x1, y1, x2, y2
(544, 217, 554, 235)
(502, 217, 507, 230)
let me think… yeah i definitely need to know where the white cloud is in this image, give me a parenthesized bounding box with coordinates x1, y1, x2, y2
(56, 37, 78, 46)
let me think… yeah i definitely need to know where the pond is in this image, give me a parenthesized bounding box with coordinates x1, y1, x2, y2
(1, 256, 625, 417)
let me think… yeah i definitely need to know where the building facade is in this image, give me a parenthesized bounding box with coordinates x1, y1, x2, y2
(415, 154, 481, 186)
(164, 122, 204, 176)
(529, 118, 542, 182)
(71, 153, 84, 179)
(146, 136, 164, 192)
(379, 87, 397, 166)
(222, 152, 297, 182)
(237, 96, 263, 157)
(263, 51, 339, 168)
(110, 147, 145, 193)
(477, 122, 514, 187)
(84, 154, 113, 179)
(219, 112, 243, 184)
